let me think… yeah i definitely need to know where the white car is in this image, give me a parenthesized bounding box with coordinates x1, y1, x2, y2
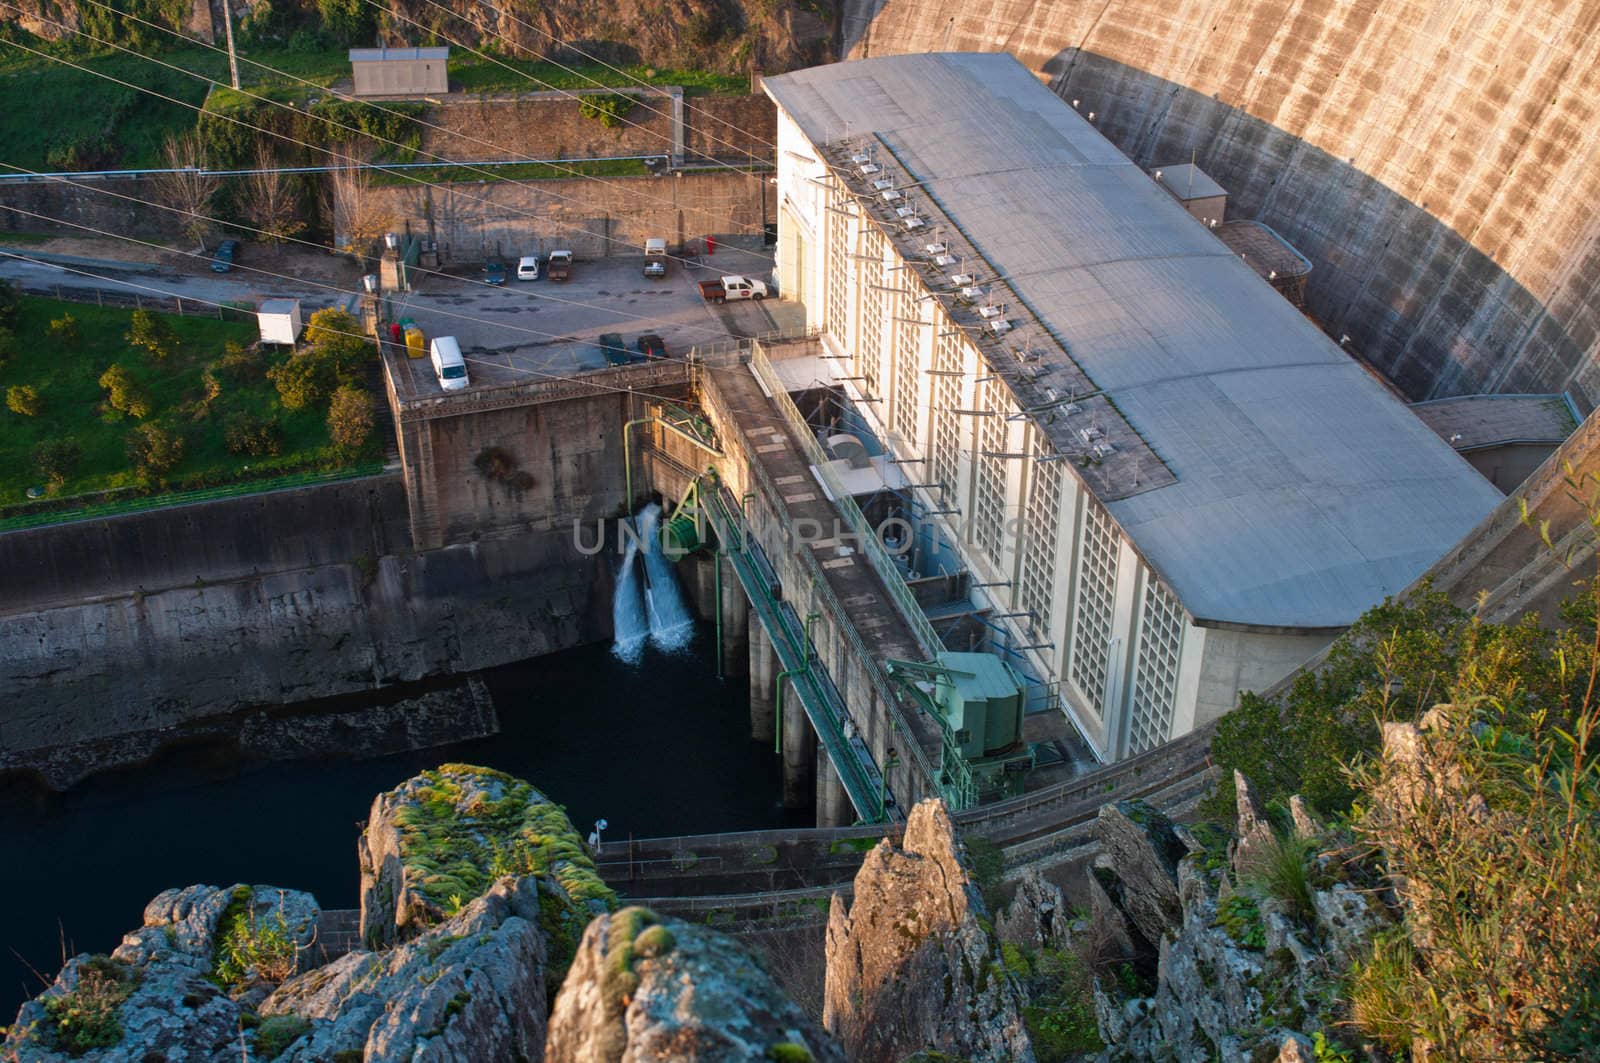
(516, 255, 541, 281)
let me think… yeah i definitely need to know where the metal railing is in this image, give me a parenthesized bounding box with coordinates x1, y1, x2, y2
(0, 462, 388, 533)
(700, 373, 944, 805)
(747, 338, 945, 657)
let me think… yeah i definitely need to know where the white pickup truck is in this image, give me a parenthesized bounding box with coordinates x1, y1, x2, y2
(698, 275, 769, 304)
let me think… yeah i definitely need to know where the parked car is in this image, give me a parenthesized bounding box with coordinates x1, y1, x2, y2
(643, 237, 667, 278)
(546, 250, 574, 282)
(596, 333, 631, 366)
(210, 239, 239, 273)
(698, 275, 768, 304)
(516, 255, 541, 281)
(636, 333, 668, 360)
(483, 260, 508, 286)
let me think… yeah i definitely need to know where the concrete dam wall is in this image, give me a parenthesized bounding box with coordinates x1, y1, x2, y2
(0, 476, 614, 785)
(842, 0, 1600, 407)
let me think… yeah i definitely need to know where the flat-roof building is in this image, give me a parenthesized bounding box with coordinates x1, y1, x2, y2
(349, 47, 449, 97)
(763, 53, 1501, 759)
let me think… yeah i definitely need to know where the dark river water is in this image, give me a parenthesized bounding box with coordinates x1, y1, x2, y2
(0, 625, 799, 1018)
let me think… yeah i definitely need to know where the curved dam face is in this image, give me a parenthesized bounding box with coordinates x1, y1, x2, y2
(842, 0, 1600, 407)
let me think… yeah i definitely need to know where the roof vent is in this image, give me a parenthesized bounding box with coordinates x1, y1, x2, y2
(950, 272, 975, 286)
(986, 318, 1012, 335)
(933, 254, 957, 267)
(960, 285, 987, 302)
(881, 187, 902, 202)
(924, 241, 948, 256)
(978, 304, 1004, 319)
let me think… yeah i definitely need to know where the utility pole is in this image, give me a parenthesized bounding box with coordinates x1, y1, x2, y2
(220, 0, 240, 90)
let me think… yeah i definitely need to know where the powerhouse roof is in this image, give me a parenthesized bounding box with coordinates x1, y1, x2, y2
(348, 47, 450, 62)
(763, 53, 1503, 630)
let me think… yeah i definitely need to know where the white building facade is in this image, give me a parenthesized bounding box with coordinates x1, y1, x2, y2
(764, 54, 1502, 761)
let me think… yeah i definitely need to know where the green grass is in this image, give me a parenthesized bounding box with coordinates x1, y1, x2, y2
(0, 231, 56, 245)
(0, 43, 226, 171)
(0, 295, 371, 509)
(369, 158, 650, 187)
(447, 54, 748, 97)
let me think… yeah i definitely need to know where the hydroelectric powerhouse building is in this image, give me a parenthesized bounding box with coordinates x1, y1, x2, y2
(762, 53, 1502, 760)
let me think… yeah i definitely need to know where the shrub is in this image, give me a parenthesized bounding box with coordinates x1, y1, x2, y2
(1239, 829, 1318, 926)
(1018, 946, 1102, 1059)
(224, 413, 284, 457)
(212, 340, 261, 384)
(578, 93, 638, 129)
(327, 385, 374, 453)
(34, 438, 81, 486)
(41, 955, 136, 1055)
(252, 1013, 310, 1059)
(47, 313, 78, 343)
(7, 384, 40, 416)
(125, 422, 184, 480)
(0, 277, 19, 330)
(213, 890, 299, 988)
(304, 307, 362, 347)
(98, 364, 152, 419)
(267, 350, 336, 411)
(126, 308, 178, 361)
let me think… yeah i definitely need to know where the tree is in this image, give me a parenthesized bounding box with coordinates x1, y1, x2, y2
(326, 385, 374, 452)
(151, 131, 220, 250)
(326, 160, 395, 258)
(47, 314, 77, 343)
(126, 309, 178, 361)
(238, 145, 305, 245)
(125, 423, 185, 481)
(266, 350, 336, 411)
(0, 277, 20, 330)
(7, 384, 40, 416)
(98, 364, 152, 419)
(33, 438, 80, 487)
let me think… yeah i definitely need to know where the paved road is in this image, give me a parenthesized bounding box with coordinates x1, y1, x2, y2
(0, 246, 362, 315)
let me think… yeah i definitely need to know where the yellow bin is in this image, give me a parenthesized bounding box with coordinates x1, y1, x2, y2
(404, 326, 426, 359)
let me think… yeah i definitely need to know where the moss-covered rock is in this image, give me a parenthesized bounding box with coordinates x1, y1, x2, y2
(358, 764, 615, 986)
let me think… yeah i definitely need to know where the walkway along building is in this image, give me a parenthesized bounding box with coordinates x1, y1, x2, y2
(762, 53, 1502, 760)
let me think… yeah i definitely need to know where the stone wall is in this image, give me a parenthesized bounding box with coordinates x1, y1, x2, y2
(417, 92, 774, 164)
(844, 0, 1600, 407)
(370, 169, 768, 261)
(0, 176, 183, 241)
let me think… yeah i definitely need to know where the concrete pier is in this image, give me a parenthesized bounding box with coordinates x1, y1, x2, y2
(719, 553, 750, 678)
(749, 620, 777, 744)
(781, 677, 816, 810)
(816, 747, 853, 827)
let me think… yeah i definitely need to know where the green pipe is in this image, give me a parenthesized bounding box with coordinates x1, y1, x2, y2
(774, 667, 802, 755)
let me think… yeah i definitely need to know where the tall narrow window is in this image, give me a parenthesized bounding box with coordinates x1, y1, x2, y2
(892, 282, 920, 445)
(1069, 499, 1121, 710)
(973, 379, 1007, 561)
(930, 329, 961, 504)
(1129, 576, 1184, 754)
(825, 190, 851, 344)
(1019, 434, 1063, 636)
(857, 231, 884, 395)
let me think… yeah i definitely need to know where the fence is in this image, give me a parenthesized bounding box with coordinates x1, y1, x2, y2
(28, 283, 255, 321)
(0, 462, 388, 533)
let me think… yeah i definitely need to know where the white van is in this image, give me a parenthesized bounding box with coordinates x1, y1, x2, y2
(429, 335, 468, 391)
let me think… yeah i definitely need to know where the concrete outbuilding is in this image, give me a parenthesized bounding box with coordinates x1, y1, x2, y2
(349, 47, 449, 97)
(256, 298, 302, 346)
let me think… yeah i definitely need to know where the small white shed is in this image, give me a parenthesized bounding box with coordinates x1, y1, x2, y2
(349, 47, 450, 97)
(257, 299, 303, 346)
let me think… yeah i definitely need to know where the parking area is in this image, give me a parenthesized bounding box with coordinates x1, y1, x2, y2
(384, 247, 780, 393)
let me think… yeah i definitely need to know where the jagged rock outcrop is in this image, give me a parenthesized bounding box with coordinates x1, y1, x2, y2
(1, 884, 319, 1062)
(1090, 801, 1186, 951)
(260, 875, 549, 1062)
(1093, 781, 1390, 1062)
(996, 869, 1074, 954)
(358, 763, 614, 991)
(823, 799, 1034, 1063)
(545, 905, 843, 1063)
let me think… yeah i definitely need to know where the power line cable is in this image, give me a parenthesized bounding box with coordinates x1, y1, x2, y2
(0, 161, 748, 342)
(76, 0, 779, 232)
(385, 0, 779, 168)
(0, 15, 773, 270)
